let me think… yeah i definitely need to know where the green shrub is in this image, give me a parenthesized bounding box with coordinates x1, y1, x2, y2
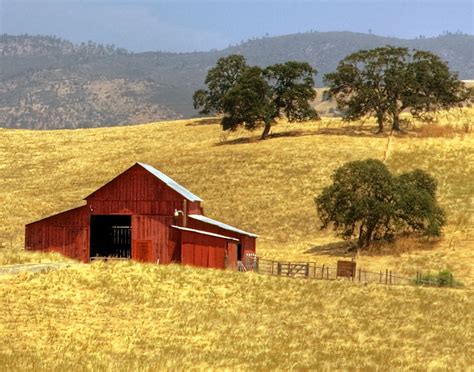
(414, 269, 464, 287)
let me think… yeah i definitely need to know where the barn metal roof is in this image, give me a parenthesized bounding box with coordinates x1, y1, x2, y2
(188, 214, 258, 238)
(137, 162, 203, 202)
(171, 225, 239, 241)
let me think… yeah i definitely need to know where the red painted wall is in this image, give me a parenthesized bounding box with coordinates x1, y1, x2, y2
(180, 230, 233, 269)
(25, 206, 89, 262)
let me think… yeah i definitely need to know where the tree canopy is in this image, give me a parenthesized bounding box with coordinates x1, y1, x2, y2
(315, 159, 445, 248)
(193, 55, 318, 139)
(324, 46, 468, 132)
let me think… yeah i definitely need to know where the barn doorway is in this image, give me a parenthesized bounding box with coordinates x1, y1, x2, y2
(90, 215, 131, 259)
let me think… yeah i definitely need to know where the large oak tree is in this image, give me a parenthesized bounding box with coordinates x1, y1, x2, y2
(324, 46, 467, 132)
(193, 55, 318, 139)
(315, 159, 445, 248)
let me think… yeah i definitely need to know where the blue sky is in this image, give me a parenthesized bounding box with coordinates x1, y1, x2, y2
(1, 0, 473, 52)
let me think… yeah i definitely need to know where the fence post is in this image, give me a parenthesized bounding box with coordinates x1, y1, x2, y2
(321, 264, 325, 279)
(389, 270, 392, 285)
(255, 257, 259, 273)
(450, 273, 453, 287)
(326, 266, 329, 279)
(358, 268, 361, 282)
(305, 263, 309, 278)
(271, 260, 274, 275)
(385, 269, 388, 284)
(277, 262, 282, 275)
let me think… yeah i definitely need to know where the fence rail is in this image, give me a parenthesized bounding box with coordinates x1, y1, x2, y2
(243, 255, 462, 288)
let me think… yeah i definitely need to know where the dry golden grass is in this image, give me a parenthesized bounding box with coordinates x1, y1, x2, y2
(1, 262, 473, 371)
(0, 109, 473, 369)
(0, 109, 473, 282)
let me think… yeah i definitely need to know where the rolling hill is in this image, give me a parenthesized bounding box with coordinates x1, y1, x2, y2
(1, 110, 472, 283)
(1, 32, 473, 129)
(0, 110, 473, 369)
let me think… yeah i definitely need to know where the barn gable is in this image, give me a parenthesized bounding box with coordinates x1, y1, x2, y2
(86, 163, 201, 202)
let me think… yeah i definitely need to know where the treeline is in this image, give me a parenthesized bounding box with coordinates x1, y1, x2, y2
(0, 34, 129, 57)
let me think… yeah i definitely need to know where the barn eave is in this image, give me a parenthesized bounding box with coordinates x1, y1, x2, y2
(188, 214, 258, 237)
(171, 225, 240, 241)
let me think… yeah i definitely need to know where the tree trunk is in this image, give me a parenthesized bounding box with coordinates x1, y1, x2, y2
(357, 224, 365, 248)
(365, 226, 374, 247)
(376, 112, 384, 133)
(260, 122, 272, 140)
(392, 110, 401, 131)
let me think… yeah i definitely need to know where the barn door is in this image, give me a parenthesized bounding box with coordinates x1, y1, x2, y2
(226, 242, 238, 270)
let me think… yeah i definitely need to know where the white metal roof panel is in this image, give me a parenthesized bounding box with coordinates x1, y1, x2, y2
(188, 214, 258, 237)
(137, 162, 203, 202)
(170, 225, 239, 241)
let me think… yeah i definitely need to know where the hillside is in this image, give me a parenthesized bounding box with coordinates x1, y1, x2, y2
(0, 112, 473, 369)
(0, 111, 472, 284)
(1, 32, 473, 129)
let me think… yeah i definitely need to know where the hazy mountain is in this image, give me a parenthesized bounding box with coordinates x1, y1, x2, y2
(1, 32, 473, 129)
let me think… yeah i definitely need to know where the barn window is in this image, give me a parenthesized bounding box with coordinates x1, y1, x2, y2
(90, 215, 131, 258)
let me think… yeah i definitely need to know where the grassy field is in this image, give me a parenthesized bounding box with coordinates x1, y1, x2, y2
(0, 109, 473, 369)
(0, 109, 473, 280)
(1, 262, 473, 371)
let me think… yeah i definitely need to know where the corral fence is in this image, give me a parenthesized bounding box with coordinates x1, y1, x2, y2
(242, 254, 462, 288)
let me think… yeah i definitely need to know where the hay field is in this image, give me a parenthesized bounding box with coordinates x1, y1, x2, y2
(1, 262, 473, 370)
(0, 109, 473, 281)
(0, 110, 473, 370)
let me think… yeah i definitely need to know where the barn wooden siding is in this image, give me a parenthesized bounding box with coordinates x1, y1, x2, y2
(179, 229, 238, 269)
(25, 162, 257, 270)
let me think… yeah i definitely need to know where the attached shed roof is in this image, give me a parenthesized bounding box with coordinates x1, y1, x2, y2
(137, 162, 203, 202)
(188, 214, 258, 238)
(171, 225, 239, 241)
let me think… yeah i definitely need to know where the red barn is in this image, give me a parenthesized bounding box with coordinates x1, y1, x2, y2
(25, 162, 257, 270)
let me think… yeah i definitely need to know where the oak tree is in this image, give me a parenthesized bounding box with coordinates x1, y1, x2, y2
(194, 55, 318, 139)
(324, 46, 467, 132)
(315, 159, 445, 248)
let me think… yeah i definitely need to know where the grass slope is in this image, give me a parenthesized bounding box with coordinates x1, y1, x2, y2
(0, 111, 473, 369)
(1, 262, 473, 370)
(0, 110, 473, 282)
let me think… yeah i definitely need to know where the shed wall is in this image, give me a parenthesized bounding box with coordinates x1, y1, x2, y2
(25, 206, 89, 262)
(180, 230, 233, 269)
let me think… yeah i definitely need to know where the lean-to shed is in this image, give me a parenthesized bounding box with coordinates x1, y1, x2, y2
(25, 162, 257, 270)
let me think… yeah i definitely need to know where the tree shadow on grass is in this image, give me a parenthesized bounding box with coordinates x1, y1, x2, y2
(214, 125, 392, 146)
(303, 241, 357, 258)
(185, 118, 221, 126)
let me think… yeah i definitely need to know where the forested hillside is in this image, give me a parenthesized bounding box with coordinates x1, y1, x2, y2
(1, 32, 473, 129)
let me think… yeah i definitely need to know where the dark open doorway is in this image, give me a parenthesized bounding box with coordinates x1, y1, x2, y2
(90, 215, 131, 259)
(237, 243, 243, 261)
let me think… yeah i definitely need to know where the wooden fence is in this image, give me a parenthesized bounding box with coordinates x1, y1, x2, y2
(243, 255, 462, 288)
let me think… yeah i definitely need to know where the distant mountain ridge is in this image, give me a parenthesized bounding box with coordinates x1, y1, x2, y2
(1, 32, 473, 129)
